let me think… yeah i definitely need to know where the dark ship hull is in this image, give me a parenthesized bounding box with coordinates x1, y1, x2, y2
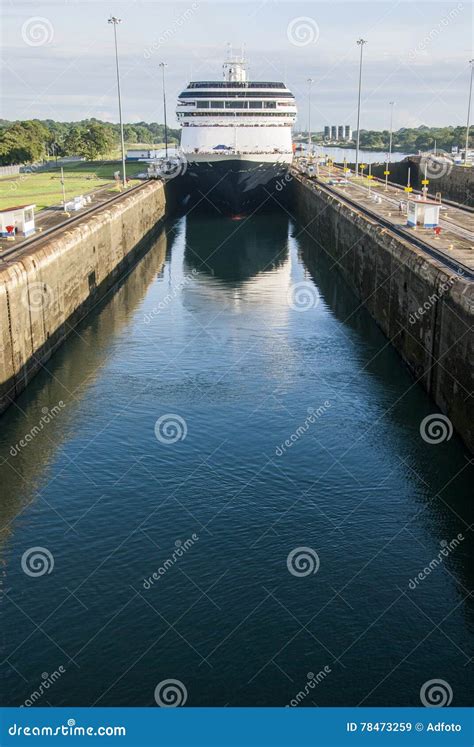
(181, 158, 293, 215)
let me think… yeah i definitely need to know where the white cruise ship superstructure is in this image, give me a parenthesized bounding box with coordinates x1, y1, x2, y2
(176, 54, 297, 214)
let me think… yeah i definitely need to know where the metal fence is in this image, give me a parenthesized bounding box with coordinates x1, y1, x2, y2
(0, 165, 21, 176)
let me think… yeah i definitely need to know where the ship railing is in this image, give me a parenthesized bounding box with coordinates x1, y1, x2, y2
(182, 150, 293, 156)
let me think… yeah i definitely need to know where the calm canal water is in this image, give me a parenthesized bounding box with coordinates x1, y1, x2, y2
(0, 211, 472, 707)
(298, 145, 410, 163)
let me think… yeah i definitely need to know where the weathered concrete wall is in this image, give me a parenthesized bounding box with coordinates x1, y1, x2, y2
(363, 158, 474, 206)
(293, 176, 474, 451)
(0, 181, 167, 413)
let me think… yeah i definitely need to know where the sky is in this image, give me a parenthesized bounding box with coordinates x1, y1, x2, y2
(1, 0, 472, 131)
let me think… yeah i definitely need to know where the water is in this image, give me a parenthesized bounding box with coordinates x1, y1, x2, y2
(0, 212, 472, 708)
(298, 144, 410, 164)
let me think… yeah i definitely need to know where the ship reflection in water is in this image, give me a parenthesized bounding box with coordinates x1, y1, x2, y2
(184, 211, 290, 281)
(0, 211, 472, 709)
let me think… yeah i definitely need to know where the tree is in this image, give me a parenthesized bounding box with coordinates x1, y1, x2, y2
(80, 123, 114, 159)
(123, 125, 138, 142)
(62, 123, 114, 160)
(63, 126, 86, 156)
(0, 122, 47, 165)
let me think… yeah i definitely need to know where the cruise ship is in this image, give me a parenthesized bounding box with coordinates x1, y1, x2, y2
(176, 54, 297, 215)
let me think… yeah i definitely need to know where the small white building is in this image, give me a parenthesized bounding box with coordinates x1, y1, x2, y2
(0, 204, 36, 237)
(406, 197, 441, 228)
(126, 149, 162, 160)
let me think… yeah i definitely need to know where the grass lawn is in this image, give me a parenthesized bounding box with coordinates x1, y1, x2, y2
(0, 160, 147, 212)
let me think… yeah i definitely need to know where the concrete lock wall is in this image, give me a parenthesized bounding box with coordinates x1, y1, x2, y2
(0, 181, 167, 413)
(293, 177, 474, 452)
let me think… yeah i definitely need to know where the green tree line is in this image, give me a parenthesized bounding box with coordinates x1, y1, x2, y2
(357, 125, 470, 153)
(303, 125, 471, 153)
(0, 119, 181, 165)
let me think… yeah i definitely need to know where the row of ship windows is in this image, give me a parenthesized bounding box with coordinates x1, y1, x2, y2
(186, 82, 286, 89)
(179, 91, 294, 98)
(177, 112, 295, 117)
(178, 101, 294, 109)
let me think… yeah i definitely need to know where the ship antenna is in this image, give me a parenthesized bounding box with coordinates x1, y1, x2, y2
(224, 42, 230, 79)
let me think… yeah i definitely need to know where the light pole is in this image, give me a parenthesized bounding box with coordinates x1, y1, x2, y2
(464, 59, 474, 166)
(108, 16, 126, 188)
(159, 62, 169, 158)
(307, 78, 314, 152)
(355, 38, 367, 176)
(388, 101, 395, 163)
(60, 166, 66, 211)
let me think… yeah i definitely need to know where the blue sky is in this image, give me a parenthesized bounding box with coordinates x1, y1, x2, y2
(1, 0, 472, 130)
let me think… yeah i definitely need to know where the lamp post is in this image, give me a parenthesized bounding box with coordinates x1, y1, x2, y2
(60, 166, 66, 211)
(355, 38, 367, 176)
(307, 78, 314, 153)
(464, 59, 474, 166)
(108, 16, 126, 188)
(159, 62, 169, 158)
(388, 101, 395, 163)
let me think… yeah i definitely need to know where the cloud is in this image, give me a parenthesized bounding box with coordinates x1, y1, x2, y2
(2, 0, 472, 127)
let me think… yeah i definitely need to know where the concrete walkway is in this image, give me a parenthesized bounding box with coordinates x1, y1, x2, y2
(295, 161, 474, 272)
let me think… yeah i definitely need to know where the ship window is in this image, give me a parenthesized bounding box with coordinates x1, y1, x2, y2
(249, 101, 263, 108)
(196, 101, 210, 108)
(211, 101, 225, 108)
(264, 101, 277, 109)
(225, 100, 248, 109)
